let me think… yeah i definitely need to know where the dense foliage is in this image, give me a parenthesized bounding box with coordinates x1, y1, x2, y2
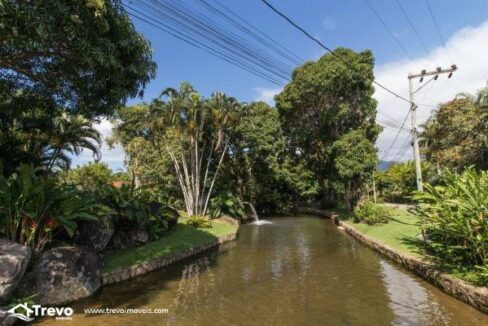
(421, 91, 488, 171)
(220, 101, 318, 216)
(413, 169, 488, 269)
(276, 48, 380, 210)
(0, 105, 102, 176)
(112, 83, 241, 216)
(353, 202, 390, 225)
(377, 161, 436, 203)
(0, 0, 156, 117)
(61, 162, 114, 191)
(0, 165, 104, 253)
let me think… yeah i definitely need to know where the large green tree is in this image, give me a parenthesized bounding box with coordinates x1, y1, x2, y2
(331, 130, 378, 210)
(220, 101, 318, 215)
(421, 89, 488, 171)
(275, 48, 380, 209)
(0, 0, 156, 117)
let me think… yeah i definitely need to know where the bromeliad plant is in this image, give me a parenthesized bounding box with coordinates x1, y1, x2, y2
(0, 165, 104, 254)
(413, 168, 488, 268)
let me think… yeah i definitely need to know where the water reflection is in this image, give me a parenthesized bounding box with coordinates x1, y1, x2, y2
(35, 216, 488, 326)
(380, 259, 449, 325)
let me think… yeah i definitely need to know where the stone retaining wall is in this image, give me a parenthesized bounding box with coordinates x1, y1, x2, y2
(297, 207, 488, 313)
(102, 232, 238, 285)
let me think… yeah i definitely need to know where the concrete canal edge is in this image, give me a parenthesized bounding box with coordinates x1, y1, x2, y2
(102, 231, 238, 285)
(297, 207, 488, 313)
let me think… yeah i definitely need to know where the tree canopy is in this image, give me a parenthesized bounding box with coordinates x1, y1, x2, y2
(276, 48, 380, 209)
(421, 90, 488, 171)
(0, 0, 156, 117)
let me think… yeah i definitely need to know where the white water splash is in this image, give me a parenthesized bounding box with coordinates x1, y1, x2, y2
(250, 220, 273, 225)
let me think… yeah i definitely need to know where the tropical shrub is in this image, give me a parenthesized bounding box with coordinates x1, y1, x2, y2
(377, 160, 436, 203)
(96, 184, 150, 225)
(0, 165, 104, 253)
(95, 185, 178, 241)
(413, 168, 488, 268)
(187, 215, 212, 228)
(353, 202, 391, 225)
(209, 192, 246, 220)
(146, 215, 169, 241)
(147, 203, 179, 240)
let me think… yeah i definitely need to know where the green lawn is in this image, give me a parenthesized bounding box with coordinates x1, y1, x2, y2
(341, 205, 423, 258)
(340, 205, 486, 285)
(103, 218, 238, 273)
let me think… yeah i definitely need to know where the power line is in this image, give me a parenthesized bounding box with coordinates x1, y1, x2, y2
(425, 0, 453, 63)
(395, 134, 412, 161)
(152, 0, 291, 76)
(362, 0, 413, 60)
(125, 0, 301, 86)
(259, 0, 415, 105)
(414, 76, 436, 94)
(395, 0, 430, 57)
(200, 0, 305, 65)
(380, 110, 411, 161)
(125, 5, 287, 87)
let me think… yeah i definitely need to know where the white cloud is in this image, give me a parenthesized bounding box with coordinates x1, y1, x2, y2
(322, 17, 336, 31)
(253, 87, 282, 106)
(71, 119, 126, 171)
(375, 19, 488, 162)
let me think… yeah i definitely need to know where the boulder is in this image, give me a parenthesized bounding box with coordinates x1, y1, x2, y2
(148, 202, 179, 230)
(27, 246, 101, 305)
(111, 220, 149, 249)
(0, 239, 31, 304)
(75, 216, 114, 252)
(0, 308, 16, 326)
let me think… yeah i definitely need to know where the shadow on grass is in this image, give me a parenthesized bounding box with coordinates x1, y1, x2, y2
(398, 236, 433, 259)
(386, 216, 417, 226)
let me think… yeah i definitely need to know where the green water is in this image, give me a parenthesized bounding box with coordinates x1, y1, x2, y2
(38, 216, 487, 325)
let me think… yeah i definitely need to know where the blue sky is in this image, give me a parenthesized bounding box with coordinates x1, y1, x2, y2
(74, 0, 488, 170)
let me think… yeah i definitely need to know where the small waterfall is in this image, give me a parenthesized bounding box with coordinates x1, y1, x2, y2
(244, 202, 259, 221)
(244, 202, 272, 225)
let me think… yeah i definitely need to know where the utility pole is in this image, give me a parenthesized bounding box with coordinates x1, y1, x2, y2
(407, 65, 457, 191)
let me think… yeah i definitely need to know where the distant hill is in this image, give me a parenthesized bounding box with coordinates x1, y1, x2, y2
(378, 161, 397, 171)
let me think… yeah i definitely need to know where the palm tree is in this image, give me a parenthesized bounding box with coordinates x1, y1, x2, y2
(44, 113, 101, 172)
(147, 82, 241, 216)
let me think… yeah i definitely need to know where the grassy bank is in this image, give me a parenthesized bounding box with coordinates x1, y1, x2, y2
(103, 217, 238, 273)
(340, 205, 486, 286)
(341, 205, 422, 258)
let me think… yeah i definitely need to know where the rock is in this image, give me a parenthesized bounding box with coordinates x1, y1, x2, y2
(148, 202, 179, 230)
(0, 308, 16, 326)
(0, 239, 31, 304)
(75, 216, 114, 252)
(111, 220, 149, 249)
(28, 246, 101, 305)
